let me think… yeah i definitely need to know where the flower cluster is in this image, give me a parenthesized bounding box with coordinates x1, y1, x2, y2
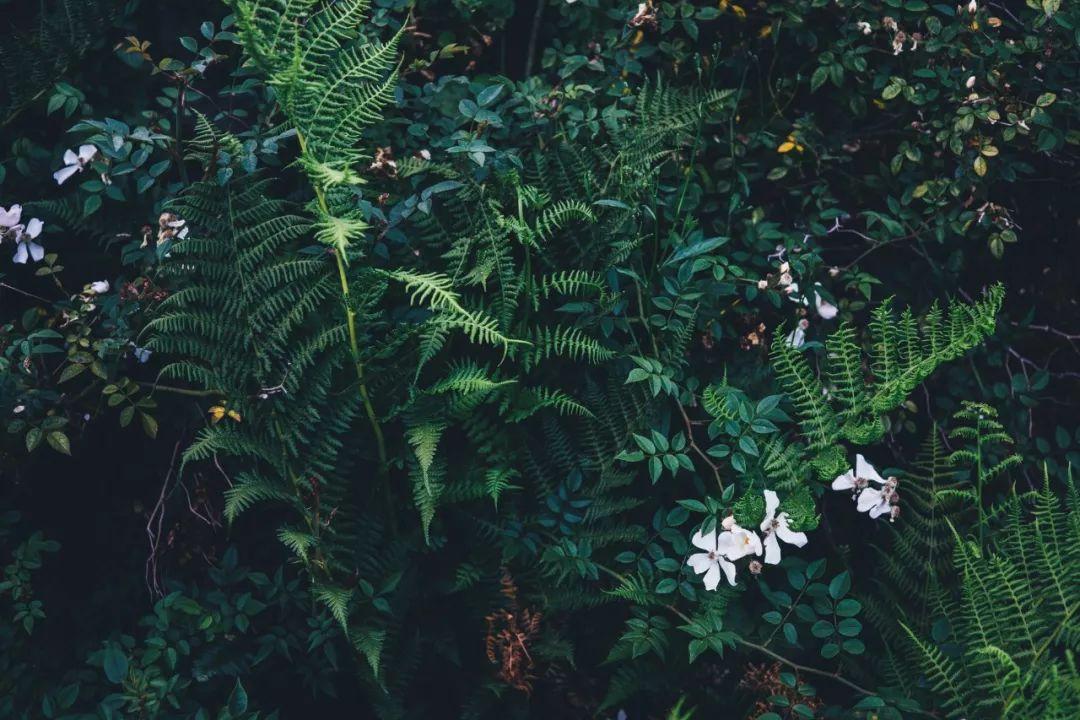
(687, 490, 808, 591)
(832, 454, 901, 521)
(0, 204, 45, 264)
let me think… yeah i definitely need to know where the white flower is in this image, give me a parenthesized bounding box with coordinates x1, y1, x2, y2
(687, 528, 737, 590)
(813, 285, 838, 319)
(857, 21, 872, 35)
(967, 0, 977, 13)
(786, 282, 838, 319)
(89, 280, 110, 294)
(759, 490, 808, 564)
(1, 205, 46, 264)
(718, 523, 763, 560)
(0, 204, 22, 229)
(965, 75, 976, 89)
(757, 279, 768, 290)
(833, 454, 900, 521)
(53, 144, 98, 185)
(785, 318, 809, 348)
(132, 345, 152, 363)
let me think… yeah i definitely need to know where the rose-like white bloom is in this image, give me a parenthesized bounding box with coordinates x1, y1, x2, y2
(833, 454, 900, 520)
(53, 144, 98, 186)
(965, 75, 976, 89)
(759, 490, 809, 564)
(89, 280, 110, 294)
(718, 523, 763, 560)
(967, 0, 977, 13)
(1, 205, 46, 264)
(857, 21, 872, 35)
(687, 528, 737, 590)
(757, 279, 768, 290)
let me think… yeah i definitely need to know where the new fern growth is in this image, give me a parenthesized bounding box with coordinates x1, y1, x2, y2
(769, 285, 1004, 481)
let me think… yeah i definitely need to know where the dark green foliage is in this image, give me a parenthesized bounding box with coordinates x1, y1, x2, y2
(0, 0, 128, 122)
(2, 0, 1079, 717)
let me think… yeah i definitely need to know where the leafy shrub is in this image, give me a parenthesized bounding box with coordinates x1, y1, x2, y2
(1, 0, 1078, 717)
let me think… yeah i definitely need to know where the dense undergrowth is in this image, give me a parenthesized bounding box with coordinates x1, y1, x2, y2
(1, 1, 1078, 718)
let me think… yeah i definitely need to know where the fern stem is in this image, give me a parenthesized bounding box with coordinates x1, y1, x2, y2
(295, 130, 389, 481)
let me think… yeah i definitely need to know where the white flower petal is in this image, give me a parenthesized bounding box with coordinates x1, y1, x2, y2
(763, 533, 782, 565)
(719, 558, 737, 586)
(78, 144, 98, 163)
(24, 218, 42, 238)
(0, 204, 21, 227)
(13, 242, 28, 264)
(687, 553, 714, 575)
(776, 517, 808, 547)
(814, 291, 838, 319)
(721, 527, 763, 560)
(54, 164, 81, 185)
(28, 241, 44, 262)
(856, 454, 886, 484)
(762, 489, 780, 526)
(857, 487, 883, 513)
(63, 148, 79, 166)
(90, 280, 110, 294)
(831, 469, 856, 491)
(785, 326, 805, 348)
(691, 529, 717, 552)
(868, 501, 892, 519)
(703, 562, 722, 591)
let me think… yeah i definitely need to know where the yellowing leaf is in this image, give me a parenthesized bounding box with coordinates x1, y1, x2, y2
(777, 141, 796, 153)
(973, 155, 988, 177)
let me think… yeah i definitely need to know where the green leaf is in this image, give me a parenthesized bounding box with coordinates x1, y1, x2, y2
(227, 679, 248, 714)
(828, 571, 851, 600)
(477, 84, 504, 107)
(46, 431, 71, 455)
(102, 645, 128, 684)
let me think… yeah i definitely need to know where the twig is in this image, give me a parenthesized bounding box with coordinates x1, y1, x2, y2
(0, 282, 53, 304)
(146, 441, 182, 598)
(675, 397, 724, 492)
